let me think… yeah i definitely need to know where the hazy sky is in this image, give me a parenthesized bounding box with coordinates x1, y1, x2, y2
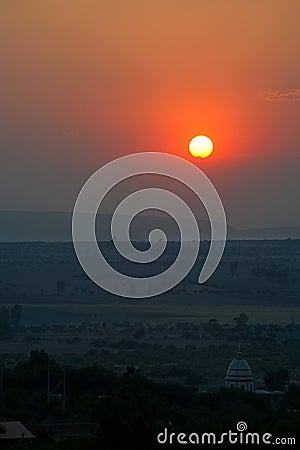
(0, 0, 299, 229)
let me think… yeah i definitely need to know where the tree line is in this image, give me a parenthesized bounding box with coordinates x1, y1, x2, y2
(0, 304, 23, 339)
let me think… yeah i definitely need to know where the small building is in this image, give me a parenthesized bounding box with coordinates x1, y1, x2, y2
(255, 389, 286, 408)
(29, 422, 96, 439)
(0, 421, 35, 442)
(225, 351, 254, 392)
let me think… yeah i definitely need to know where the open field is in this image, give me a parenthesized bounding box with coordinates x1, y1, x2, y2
(0, 240, 299, 324)
(1, 239, 300, 389)
(16, 302, 300, 325)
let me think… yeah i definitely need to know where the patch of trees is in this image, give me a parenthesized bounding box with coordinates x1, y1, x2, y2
(56, 280, 66, 296)
(264, 367, 290, 391)
(233, 312, 249, 329)
(2, 351, 300, 449)
(229, 261, 239, 275)
(252, 266, 288, 283)
(0, 304, 23, 339)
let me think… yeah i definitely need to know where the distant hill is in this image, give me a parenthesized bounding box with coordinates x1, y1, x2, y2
(0, 211, 299, 241)
(229, 226, 300, 240)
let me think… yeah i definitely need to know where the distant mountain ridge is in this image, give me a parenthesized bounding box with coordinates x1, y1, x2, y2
(0, 211, 299, 241)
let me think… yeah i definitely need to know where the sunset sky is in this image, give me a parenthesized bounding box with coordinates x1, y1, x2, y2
(1, 0, 299, 229)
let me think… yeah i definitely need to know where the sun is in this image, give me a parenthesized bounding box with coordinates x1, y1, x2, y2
(189, 135, 214, 158)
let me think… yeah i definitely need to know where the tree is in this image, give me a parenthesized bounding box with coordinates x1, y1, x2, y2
(233, 312, 249, 329)
(10, 304, 23, 330)
(206, 319, 222, 337)
(229, 261, 238, 275)
(133, 326, 145, 340)
(277, 269, 288, 283)
(29, 349, 49, 367)
(56, 280, 66, 296)
(0, 306, 14, 339)
(264, 368, 290, 391)
(252, 268, 264, 279)
(96, 366, 154, 450)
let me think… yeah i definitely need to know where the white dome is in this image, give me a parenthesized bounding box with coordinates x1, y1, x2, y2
(225, 352, 254, 391)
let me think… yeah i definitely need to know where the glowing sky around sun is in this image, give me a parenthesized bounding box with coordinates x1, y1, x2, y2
(0, 1, 299, 228)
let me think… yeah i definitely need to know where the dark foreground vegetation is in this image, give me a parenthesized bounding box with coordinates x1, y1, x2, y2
(0, 350, 299, 449)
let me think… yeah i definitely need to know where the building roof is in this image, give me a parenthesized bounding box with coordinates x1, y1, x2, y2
(225, 351, 253, 382)
(0, 421, 35, 440)
(29, 422, 96, 438)
(256, 389, 285, 395)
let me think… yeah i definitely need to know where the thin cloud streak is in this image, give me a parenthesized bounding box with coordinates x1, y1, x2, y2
(267, 88, 300, 101)
(63, 130, 80, 137)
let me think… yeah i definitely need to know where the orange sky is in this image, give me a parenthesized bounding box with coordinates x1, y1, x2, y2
(0, 1, 299, 228)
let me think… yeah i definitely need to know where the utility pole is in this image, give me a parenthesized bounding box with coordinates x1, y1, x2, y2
(47, 361, 50, 402)
(62, 369, 66, 411)
(0, 367, 3, 394)
(290, 311, 296, 381)
(291, 310, 295, 341)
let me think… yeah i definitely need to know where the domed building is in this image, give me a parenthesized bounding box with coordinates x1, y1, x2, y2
(225, 351, 254, 392)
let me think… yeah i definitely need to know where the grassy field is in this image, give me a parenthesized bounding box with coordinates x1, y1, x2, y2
(19, 301, 300, 325)
(1, 240, 299, 325)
